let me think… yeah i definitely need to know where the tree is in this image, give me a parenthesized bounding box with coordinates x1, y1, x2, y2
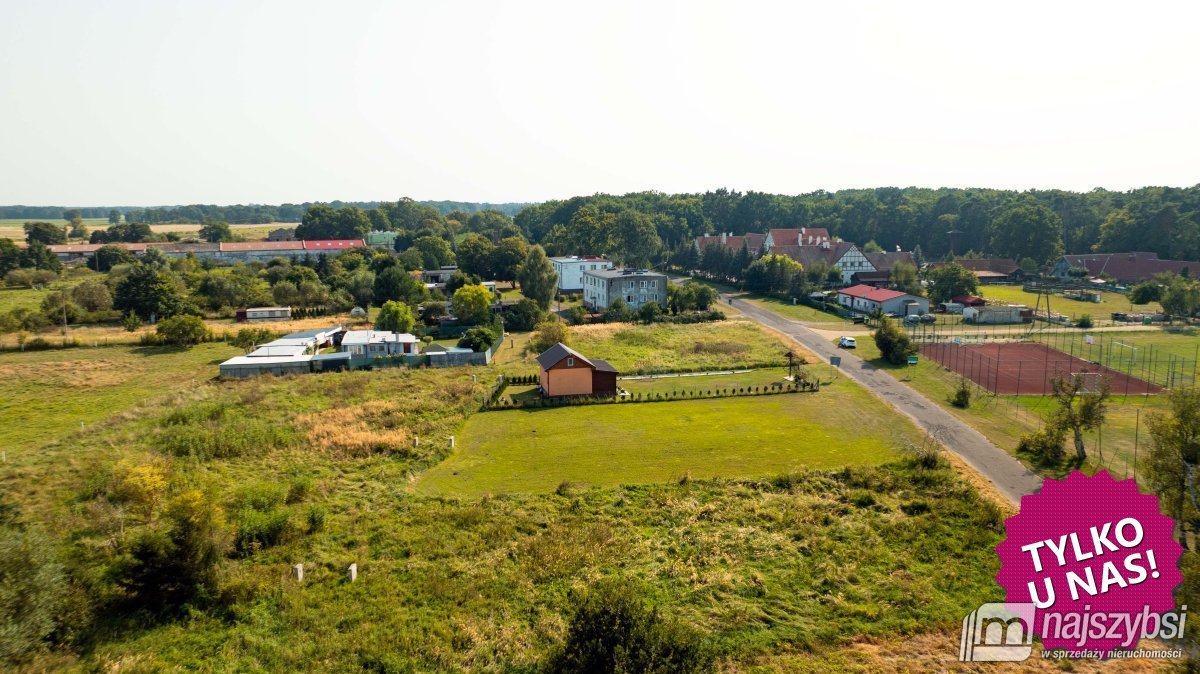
(0, 239, 19, 276)
(231, 327, 275, 352)
(68, 220, 88, 239)
(638, 301, 663, 323)
(926, 263, 979, 304)
(1161, 274, 1200, 319)
(743, 254, 801, 295)
(1019, 257, 1040, 277)
(889, 261, 922, 296)
(873, 318, 917, 365)
(604, 297, 634, 323)
(20, 240, 62, 272)
(375, 300, 415, 334)
(491, 237, 529, 283)
(108, 209, 122, 225)
(990, 202, 1064, 265)
(272, 281, 300, 307)
(198, 219, 233, 243)
(411, 235, 455, 270)
(1130, 280, 1163, 305)
(455, 234, 495, 278)
(609, 210, 661, 267)
(444, 270, 480, 295)
(23, 221, 66, 245)
(90, 222, 152, 243)
(1145, 387, 1200, 549)
(529, 319, 569, 353)
(295, 204, 371, 240)
(667, 284, 696, 314)
(71, 279, 113, 312)
(156, 314, 208, 347)
(691, 283, 718, 310)
(1049, 375, 1111, 461)
(373, 266, 427, 306)
(94, 244, 136, 272)
(457, 326, 500, 352)
(114, 490, 229, 615)
(114, 263, 187, 320)
(451, 284, 494, 325)
(518, 245, 557, 310)
(503, 298, 544, 332)
(862, 240, 884, 253)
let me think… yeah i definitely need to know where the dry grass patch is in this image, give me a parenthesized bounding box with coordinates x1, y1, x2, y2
(297, 400, 411, 457)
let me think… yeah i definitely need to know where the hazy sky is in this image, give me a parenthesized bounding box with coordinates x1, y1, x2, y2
(2, 0, 1198, 206)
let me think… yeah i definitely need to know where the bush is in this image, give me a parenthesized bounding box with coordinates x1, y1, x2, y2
(566, 305, 588, 325)
(503, 298, 544, 332)
(0, 525, 66, 664)
(545, 581, 712, 674)
(235, 508, 291, 555)
(950, 377, 972, 408)
(458, 325, 500, 352)
(156, 314, 208, 347)
(873, 318, 916, 365)
(1076, 314, 1094, 329)
(1017, 425, 1067, 464)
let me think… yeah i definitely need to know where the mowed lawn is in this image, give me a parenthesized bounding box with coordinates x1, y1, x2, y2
(980, 284, 1160, 318)
(0, 342, 239, 455)
(415, 379, 915, 496)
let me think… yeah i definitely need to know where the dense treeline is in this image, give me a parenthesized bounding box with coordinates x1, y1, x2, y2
(0, 200, 530, 225)
(514, 185, 1200, 263)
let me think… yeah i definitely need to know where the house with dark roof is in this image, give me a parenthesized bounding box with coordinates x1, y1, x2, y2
(928, 258, 1023, 283)
(854, 251, 916, 287)
(693, 232, 766, 256)
(1051, 252, 1199, 284)
(770, 241, 872, 285)
(763, 228, 831, 249)
(836, 284, 929, 316)
(536, 342, 618, 397)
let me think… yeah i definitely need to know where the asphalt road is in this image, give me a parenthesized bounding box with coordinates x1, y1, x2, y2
(727, 294, 1044, 504)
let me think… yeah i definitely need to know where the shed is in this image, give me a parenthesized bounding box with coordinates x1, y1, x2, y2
(238, 307, 291, 322)
(535, 343, 618, 397)
(963, 305, 1028, 324)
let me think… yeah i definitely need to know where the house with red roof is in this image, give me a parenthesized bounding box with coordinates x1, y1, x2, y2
(694, 232, 766, 255)
(764, 228, 831, 249)
(1051, 252, 1199, 284)
(837, 284, 929, 316)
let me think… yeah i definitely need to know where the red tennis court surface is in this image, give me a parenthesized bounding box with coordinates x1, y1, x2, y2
(920, 342, 1162, 395)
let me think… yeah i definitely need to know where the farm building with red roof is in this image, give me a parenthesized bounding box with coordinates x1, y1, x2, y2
(837, 284, 929, 316)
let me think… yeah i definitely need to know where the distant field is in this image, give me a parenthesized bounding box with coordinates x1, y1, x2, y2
(0, 220, 288, 242)
(415, 378, 911, 496)
(980, 284, 1160, 318)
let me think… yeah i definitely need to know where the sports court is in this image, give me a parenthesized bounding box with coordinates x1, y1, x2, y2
(921, 342, 1162, 395)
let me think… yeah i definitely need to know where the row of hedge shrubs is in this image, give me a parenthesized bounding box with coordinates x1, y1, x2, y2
(485, 379, 818, 410)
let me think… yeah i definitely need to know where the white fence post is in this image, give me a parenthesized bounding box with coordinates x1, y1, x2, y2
(292, 563, 304, 582)
(348, 563, 357, 582)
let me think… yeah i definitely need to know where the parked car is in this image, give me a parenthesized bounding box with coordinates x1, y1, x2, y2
(920, 314, 937, 324)
(838, 336, 856, 348)
(851, 315, 865, 324)
(903, 314, 921, 324)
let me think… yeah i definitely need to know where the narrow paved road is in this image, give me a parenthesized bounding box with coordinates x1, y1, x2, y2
(728, 294, 1043, 504)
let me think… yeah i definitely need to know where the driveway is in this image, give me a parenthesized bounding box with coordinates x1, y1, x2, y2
(727, 293, 1043, 504)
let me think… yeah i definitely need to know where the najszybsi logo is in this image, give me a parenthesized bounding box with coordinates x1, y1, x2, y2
(959, 602, 1035, 662)
(959, 602, 1189, 662)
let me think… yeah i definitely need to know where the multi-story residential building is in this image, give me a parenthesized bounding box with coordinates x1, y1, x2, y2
(550, 256, 613, 293)
(581, 268, 668, 311)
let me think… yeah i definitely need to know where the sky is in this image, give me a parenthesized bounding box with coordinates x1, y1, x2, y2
(1, 0, 1198, 206)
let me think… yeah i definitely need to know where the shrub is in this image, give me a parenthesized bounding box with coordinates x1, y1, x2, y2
(1076, 314, 1094, 329)
(156, 314, 208, 347)
(305, 505, 327, 533)
(873, 318, 916, 365)
(458, 326, 500, 352)
(950, 377, 972, 408)
(503, 298, 544, 332)
(0, 525, 66, 664)
(1017, 425, 1067, 464)
(566, 305, 588, 325)
(235, 508, 291, 555)
(545, 581, 712, 674)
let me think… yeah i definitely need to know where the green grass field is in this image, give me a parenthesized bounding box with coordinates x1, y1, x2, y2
(980, 284, 1160, 318)
(500, 319, 808, 375)
(416, 379, 913, 497)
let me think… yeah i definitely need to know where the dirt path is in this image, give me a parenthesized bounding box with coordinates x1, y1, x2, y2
(726, 292, 1044, 505)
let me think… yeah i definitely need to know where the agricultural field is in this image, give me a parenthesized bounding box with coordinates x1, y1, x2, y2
(0, 220, 285, 243)
(980, 283, 1161, 318)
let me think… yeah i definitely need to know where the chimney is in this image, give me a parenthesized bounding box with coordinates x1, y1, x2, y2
(721, 232, 728, 244)
(822, 240, 830, 250)
(896, 245, 901, 252)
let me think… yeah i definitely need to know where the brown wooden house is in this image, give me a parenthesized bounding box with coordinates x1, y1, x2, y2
(536, 343, 618, 397)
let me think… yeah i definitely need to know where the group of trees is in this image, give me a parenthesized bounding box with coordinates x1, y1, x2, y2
(1131, 273, 1200, 318)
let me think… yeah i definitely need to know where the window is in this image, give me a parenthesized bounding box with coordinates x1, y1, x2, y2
(567, 357, 574, 367)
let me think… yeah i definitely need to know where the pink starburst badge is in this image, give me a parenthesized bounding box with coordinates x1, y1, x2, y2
(995, 470, 1185, 655)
